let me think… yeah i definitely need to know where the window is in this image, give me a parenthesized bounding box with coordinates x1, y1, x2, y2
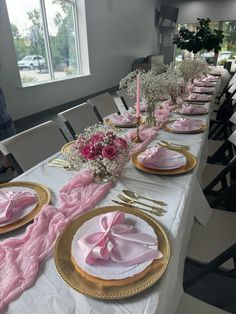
(6, 0, 89, 87)
(174, 20, 236, 66)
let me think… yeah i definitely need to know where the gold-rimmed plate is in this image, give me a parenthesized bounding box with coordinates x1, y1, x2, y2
(163, 120, 207, 134)
(0, 181, 51, 234)
(172, 108, 209, 116)
(61, 141, 75, 156)
(185, 97, 212, 103)
(191, 89, 214, 95)
(54, 205, 171, 299)
(132, 149, 197, 175)
(105, 118, 138, 128)
(194, 82, 217, 88)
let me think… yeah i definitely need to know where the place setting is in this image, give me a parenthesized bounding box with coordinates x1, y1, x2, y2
(185, 93, 212, 103)
(191, 86, 214, 94)
(172, 104, 209, 116)
(131, 143, 197, 175)
(0, 181, 51, 234)
(194, 81, 217, 88)
(105, 112, 139, 128)
(54, 205, 171, 299)
(162, 118, 207, 134)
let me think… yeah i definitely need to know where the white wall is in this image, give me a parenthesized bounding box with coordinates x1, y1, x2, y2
(0, 0, 158, 120)
(169, 0, 236, 24)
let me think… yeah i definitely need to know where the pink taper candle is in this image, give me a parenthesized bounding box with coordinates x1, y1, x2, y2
(136, 72, 141, 119)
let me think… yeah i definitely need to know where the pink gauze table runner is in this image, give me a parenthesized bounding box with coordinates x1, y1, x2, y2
(0, 170, 112, 312)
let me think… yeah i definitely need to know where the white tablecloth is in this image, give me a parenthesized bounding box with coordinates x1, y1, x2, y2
(2, 98, 216, 314)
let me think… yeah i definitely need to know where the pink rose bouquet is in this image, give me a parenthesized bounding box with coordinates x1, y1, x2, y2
(65, 125, 129, 182)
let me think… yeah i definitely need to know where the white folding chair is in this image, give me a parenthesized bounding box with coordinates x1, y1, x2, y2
(0, 120, 66, 173)
(57, 102, 100, 140)
(87, 92, 120, 122)
(176, 293, 230, 314)
(116, 89, 135, 110)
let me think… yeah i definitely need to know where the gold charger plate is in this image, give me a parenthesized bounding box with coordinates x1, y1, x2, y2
(191, 89, 214, 95)
(132, 148, 197, 175)
(0, 181, 51, 234)
(172, 108, 209, 116)
(61, 141, 75, 156)
(163, 120, 207, 134)
(54, 205, 171, 299)
(105, 118, 138, 128)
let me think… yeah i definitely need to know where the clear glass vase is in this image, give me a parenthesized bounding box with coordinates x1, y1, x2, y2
(145, 105, 156, 127)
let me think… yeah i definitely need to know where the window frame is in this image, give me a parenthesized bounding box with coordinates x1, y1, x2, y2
(6, 0, 89, 87)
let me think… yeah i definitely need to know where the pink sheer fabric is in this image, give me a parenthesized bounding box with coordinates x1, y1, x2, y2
(78, 211, 161, 266)
(126, 126, 158, 156)
(0, 170, 112, 311)
(0, 191, 37, 223)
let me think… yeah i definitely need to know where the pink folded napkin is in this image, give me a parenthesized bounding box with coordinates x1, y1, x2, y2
(180, 105, 205, 114)
(171, 118, 202, 131)
(137, 146, 186, 169)
(110, 113, 136, 125)
(77, 211, 162, 266)
(201, 75, 218, 82)
(0, 190, 37, 224)
(187, 93, 210, 101)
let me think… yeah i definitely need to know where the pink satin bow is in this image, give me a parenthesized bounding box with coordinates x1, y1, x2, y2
(77, 211, 162, 266)
(172, 118, 202, 130)
(0, 190, 37, 223)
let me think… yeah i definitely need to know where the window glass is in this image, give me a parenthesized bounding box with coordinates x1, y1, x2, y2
(44, 0, 80, 80)
(6, 0, 85, 87)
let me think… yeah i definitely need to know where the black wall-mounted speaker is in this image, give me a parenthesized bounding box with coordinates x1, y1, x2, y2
(160, 5, 179, 23)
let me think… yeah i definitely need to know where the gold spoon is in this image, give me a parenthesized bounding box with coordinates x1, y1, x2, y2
(122, 190, 167, 206)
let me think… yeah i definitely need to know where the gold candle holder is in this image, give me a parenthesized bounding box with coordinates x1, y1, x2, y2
(134, 117, 142, 143)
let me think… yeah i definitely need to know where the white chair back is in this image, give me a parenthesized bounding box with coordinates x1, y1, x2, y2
(57, 102, 99, 138)
(116, 89, 135, 108)
(228, 81, 236, 93)
(228, 73, 236, 86)
(87, 92, 120, 121)
(229, 112, 236, 125)
(228, 129, 236, 146)
(0, 120, 66, 172)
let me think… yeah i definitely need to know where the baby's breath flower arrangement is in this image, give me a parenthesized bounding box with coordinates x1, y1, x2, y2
(178, 59, 210, 84)
(65, 124, 129, 182)
(120, 70, 166, 127)
(158, 63, 183, 105)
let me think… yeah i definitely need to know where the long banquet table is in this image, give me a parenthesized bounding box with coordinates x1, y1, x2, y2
(2, 85, 220, 314)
